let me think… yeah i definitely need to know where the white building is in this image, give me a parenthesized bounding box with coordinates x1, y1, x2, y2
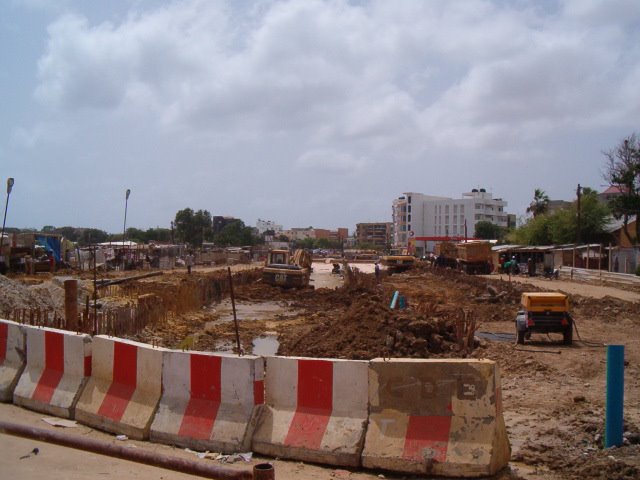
(392, 189, 508, 255)
(256, 219, 283, 235)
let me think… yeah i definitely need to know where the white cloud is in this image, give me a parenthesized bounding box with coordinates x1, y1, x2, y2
(4, 0, 640, 230)
(295, 149, 367, 174)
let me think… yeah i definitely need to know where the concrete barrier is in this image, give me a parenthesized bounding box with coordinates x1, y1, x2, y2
(252, 356, 368, 467)
(362, 358, 510, 477)
(150, 351, 264, 452)
(75, 336, 164, 440)
(0, 319, 26, 402)
(13, 326, 91, 418)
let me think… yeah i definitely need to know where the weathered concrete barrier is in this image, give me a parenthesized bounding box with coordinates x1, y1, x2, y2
(75, 336, 164, 439)
(361, 358, 510, 477)
(0, 319, 26, 402)
(150, 350, 264, 452)
(13, 326, 91, 418)
(252, 356, 368, 467)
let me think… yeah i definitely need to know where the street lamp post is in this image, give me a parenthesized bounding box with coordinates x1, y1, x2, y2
(122, 189, 131, 270)
(1, 178, 15, 273)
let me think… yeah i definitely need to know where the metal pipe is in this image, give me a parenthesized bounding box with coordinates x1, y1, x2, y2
(253, 463, 275, 480)
(228, 266, 242, 355)
(389, 290, 399, 309)
(0, 420, 253, 480)
(95, 270, 164, 288)
(605, 344, 625, 448)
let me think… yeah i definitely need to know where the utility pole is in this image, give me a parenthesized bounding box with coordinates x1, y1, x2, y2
(576, 183, 582, 245)
(1, 178, 15, 273)
(122, 188, 131, 270)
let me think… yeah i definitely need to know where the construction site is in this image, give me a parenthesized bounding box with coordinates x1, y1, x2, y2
(1, 258, 639, 480)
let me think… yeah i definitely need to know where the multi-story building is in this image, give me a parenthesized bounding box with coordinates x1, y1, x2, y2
(392, 189, 509, 255)
(356, 223, 392, 250)
(281, 227, 348, 243)
(282, 227, 315, 241)
(255, 219, 283, 235)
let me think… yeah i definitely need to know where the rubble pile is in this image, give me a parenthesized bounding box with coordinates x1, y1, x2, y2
(0, 275, 65, 315)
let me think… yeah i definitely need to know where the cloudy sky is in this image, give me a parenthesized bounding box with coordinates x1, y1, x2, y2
(1, 0, 639, 233)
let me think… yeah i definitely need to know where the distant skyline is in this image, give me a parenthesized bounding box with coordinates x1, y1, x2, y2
(2, 0, 639, 233)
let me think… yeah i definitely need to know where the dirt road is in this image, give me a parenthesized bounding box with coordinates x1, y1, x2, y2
(0, 403, 394, 480)
(485, 273, 640, 302)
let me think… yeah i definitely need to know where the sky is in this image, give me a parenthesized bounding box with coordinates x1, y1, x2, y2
(1, 0, 639, 234)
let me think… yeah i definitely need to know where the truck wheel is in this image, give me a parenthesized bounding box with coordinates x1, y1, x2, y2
(516, 329, 525, 345)
(563, 325, 573, 345)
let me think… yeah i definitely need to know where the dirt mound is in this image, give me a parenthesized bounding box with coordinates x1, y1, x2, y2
(277, 271, 480, 360)
(0, 275, 66, 315)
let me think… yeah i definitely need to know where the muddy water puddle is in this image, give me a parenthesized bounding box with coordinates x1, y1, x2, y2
(477, 331, 516, 343)
(206, 299, 300, 325)
(252, 335, 280, 356)
(211, 335, 280, 356)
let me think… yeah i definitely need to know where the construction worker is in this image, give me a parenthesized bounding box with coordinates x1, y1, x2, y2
(186, 252, 193, 274)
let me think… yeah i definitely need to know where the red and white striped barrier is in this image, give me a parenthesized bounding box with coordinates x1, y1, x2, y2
(362, 358, 510, 477)
(0, 319, 26, 402)
(150, 351, 264, 452)
(13, 326, 91, 418)
(75, 336, 164, 440)
(252, 356, 368, 467)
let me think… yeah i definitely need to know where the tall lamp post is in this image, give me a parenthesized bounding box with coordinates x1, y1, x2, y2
(1, 178, 15, 272)
(122, 188, 131, 270)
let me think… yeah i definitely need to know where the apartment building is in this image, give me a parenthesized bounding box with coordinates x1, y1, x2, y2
(356, 222, 392, 249)
(256, 219, 283, 235)
(281, 227, 348, 243)
(392, 189, 508, 255)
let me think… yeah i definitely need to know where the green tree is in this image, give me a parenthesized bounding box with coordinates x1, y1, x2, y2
(78, 228, 109, 246)
(145, 227, 171, 243)
(315, 238, 332, 249)
(294, 238, 315, 250)
(213, 219, 256, 246)
(125, 227, 146, 243)
(603, 133, 640, 244)
(474, 221, 505, 241)
(526, 188, 550, 217)
(512, 187, 610, 245)
(55, 226, 79, 241)
(174, 208, 213, 246)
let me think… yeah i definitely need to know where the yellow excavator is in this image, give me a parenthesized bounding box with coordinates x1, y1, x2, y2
(262, 249, 312, 288)
(380, 248, 416, 274)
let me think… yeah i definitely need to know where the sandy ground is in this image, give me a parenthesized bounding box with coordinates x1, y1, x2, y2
(2, 263, 640, 479)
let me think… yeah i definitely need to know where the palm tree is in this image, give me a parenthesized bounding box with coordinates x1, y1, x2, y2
(527, 188, 550, 217)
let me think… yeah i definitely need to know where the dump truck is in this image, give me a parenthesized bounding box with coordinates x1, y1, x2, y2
(515, 292, 573, 345)
(433, 241, 458, 268)
(262, 249, 312, 288)
(456, 241, 492, 274)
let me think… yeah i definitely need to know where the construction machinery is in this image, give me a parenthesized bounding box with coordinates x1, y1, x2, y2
(456, 241, 492, 274)
(380, 252, 416, 273)
(262, 249, 312, 288)
(515, 292, 573, 345)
